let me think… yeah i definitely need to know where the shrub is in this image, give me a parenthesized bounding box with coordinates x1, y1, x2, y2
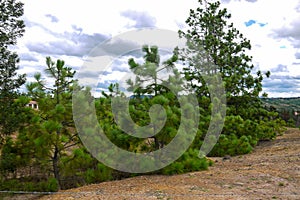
(47, 177, 59, 192)
(161, 149, 209, 175)
(209, 134, 255, 156)
(0, 177, 58, 192)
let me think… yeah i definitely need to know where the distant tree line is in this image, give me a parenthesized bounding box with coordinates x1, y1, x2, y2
(262, 98, 300, 127)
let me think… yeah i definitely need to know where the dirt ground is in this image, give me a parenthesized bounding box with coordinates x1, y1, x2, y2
(7, 128, 300, 200)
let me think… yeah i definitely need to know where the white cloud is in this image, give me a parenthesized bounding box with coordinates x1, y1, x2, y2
(15, 0, 300, 97)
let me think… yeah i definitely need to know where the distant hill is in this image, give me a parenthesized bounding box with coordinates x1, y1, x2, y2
(261, 97, 300, 127)
(261, 97, 300, 112)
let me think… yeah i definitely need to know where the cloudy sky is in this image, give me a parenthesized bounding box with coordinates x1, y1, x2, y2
(15, 0, 300, 97)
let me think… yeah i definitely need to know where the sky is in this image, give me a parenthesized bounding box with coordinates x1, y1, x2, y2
(14, 0, 300, 98)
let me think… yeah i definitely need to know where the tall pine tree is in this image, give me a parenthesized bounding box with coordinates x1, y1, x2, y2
(179, 0, 270, 115)
(0, 0, 26, 144)
(126, 45, 181, 149)
(26, 57, 78, 189)
(179, 0, 284, 155)
(180, 0, 270, 102)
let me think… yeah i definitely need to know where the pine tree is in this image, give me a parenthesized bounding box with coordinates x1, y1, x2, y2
(178, 0, 273, 118)
(126, 45, 181, 149)
(26, 57, 78, 189)
(179, 0, 284, 155)
(127, 45, 180, 96)
(179, 0, 270, 103)
(0, 0, 26, 144)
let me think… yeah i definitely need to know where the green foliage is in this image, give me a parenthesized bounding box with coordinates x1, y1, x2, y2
(162, 149, 209, 175)
(179, 0, 269, 98)
(0, 0, 25, 47)
(0, 178, 58, 192)
(287, 118, 296, 128)
(47, 177, 59, 192)
(0, 0, 288, 192)
(262, 97, 300, 127)
(126, 45, 182, 150)
(0, 0, 26, 144)
(0, 138, 18, 174)
(84, 163, 113, 184)
(178, 0, 285, 157)
(0, 135, 33, 177)
(59, 146, 114, 188)
(23, 57, 79, 189)
(127, 45, 180, 96)
(209, 134, 253, 156)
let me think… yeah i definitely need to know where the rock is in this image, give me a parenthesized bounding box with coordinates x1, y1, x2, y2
(233, 182, 244, 186)
(222, 155, 231, 161)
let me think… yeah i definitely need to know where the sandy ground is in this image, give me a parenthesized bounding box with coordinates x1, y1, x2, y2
(6, 128, 300, 200)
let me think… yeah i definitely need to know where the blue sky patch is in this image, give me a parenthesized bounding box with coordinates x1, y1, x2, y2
(258, 22, 267, 27)
(244, 19, 256, 27)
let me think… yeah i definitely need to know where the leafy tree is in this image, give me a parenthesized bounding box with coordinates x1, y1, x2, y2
(0, 0, 26, 144)
(25, 57, 79, 189)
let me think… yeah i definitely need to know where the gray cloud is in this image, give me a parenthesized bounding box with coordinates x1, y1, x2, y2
(19, 70, 38, 78)
(263, 75, 300, 93)
(24, 20, 109, 57)
(72, 25, 83, 33)
(295, 2, 300, 13)
(88, 38, 140, 57)
(272, 3, 300, 51)
(102, 71, 112, 76)
(76, 69, 101, 80)
(45, 14, 59, 23)
(19, 53, 39, 62)
(273, 21, 300, 42)
(270, 64, 289, 73)
(111, 65, 129, 72)
(121, 10, 156, 28)
(111, 59, 129, 72)
(270, 74, 300, 80)
(295, 52, 300, 59)
(26, 31, 108, 57)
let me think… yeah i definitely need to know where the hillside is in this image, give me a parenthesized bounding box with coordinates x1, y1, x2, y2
(8, 128, 299, 200)
(262, 97, 300, 126)
(262, 97, 300, 112)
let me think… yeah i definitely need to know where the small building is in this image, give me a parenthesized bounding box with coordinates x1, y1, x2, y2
(26, 100, 39, 110)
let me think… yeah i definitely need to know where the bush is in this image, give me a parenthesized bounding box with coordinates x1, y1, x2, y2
(83, 163, 113, 184)
(162, 149, 209, 175)
(209, 134, 255, 156)
(162, 162, 184, 175)
(47, 177, 59, 192)
(0, 177, 58, 192)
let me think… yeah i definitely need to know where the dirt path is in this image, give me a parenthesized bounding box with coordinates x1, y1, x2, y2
(14, 128, 300, 199)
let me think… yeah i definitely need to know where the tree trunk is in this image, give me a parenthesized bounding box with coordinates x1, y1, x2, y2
(154, 137, 160, 149)
(53, 146, 61, 190)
